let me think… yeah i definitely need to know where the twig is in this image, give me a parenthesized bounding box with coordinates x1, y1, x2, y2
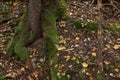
(97, 0, 103, 74)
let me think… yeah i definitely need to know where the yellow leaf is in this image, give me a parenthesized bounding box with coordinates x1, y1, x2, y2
(40, 58, 44, 62)
(0, 34, 3, 37)
(57, 72, 60, 76)
(13, 2, 17, 6)
(104, 61, 110, 65)
(76, 37, 80, 40)
(64, 30, 68, 32)
(57, 46, 66, 50)
(114, 68, 119, 72)
(109, 73, 114, 77)
(69, 12, 73, 15)
(71, 56, 76, 60)
(81, 68, 86, 73)
(61, 72, 66, 76)
(88, 38, 91, 41)
(76, 59, 80, 64)
(59, 35, 64, 40)
(3, 50, 6, 54)
(106, 44, 110, 48)
(68, 65, 72, 68)
(20, 67, 25, 72)
(64, 55, 70, 61)
(92, 52, 96, 57)
(113, 44, 120, 49)
(59, 40, 66, 44)
(82, 62, 88, 68)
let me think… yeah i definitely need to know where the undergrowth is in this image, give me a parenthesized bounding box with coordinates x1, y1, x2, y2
(72, 19, 120, 32)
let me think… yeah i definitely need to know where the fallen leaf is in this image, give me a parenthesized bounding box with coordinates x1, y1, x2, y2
(20, 67, 25, 72)
(109, 73, 114, 77)
(57, 72, 60, 76)
(32, 72, 38, 78)
(61, 72, 66, 76)
(82, 62, 88, 68)
(57, 46, 66, 50)
(64, 55, 70, 61)
(114, 68, 119, 72)
(104, 61, 110, 65)
(13, 2, 17, 6)
(71, 56, 76, 60)
(113, 44, 120, 49)
(106, 44, 110, 48)
(64, 30, 68, 32)
(0, 34, 3, 37)
(76, 37, 80, 40)
(76, 59, 80, 64)
(92, 52, 96, 57)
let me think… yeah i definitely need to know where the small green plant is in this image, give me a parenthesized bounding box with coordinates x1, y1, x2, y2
(73, 19, 86, 28)
(95, 72, 102, 80)
(104, 25, 120, 32)
(72, 19, 120, 32)
(0, 75, 4, 80)
(86, 21, 98, 31)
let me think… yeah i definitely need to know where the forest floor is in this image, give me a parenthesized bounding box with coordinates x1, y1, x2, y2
(0, 0, 120, 80)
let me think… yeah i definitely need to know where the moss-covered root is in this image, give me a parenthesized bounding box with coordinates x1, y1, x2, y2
(6, 7, 26, 58)
(41, 8, 59, 80)
(42, 0, 67, 79)
(6, 38, 17, 57)
(48, 42, 58, 80)
(6, 17, 24, 57)
(14, 37, 29, 62)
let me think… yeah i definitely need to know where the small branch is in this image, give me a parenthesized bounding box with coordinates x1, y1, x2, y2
(97, 0, 103, 74)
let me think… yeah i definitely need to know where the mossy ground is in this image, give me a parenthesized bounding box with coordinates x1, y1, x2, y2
(72, 19, 120, 32)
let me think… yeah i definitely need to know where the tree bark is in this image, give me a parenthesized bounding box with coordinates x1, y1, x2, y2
(28, 0, 42, 38)
(6, 0, 42, 62)
(96, 0, 103, 79)
(6, 0, 66, 79)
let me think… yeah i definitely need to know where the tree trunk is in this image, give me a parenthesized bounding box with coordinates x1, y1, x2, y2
(6, 0, 42, 62)
(96, 0, 103, 79)
(6, 0, 66, 79)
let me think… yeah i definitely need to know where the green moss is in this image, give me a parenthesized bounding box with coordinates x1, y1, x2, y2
(47, 41, 58, 80)
(104, 26, 120, 32)
(95, 72, 102, 80)
(72, 19, 120, 32)
(41, 8, 59, 44)
(6, 6, 34, 62)
(57, 0, 68, 20)
(0, 75, 4, 80)
(73, 19, 86, 28)
(72, 20, 98, 30)
(15, 7, 27, 34)
(86, 21, 98, 31)
(14, 37, 29, 62)
(41, 1, 67, 79)
(6, 38, 17, 57)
